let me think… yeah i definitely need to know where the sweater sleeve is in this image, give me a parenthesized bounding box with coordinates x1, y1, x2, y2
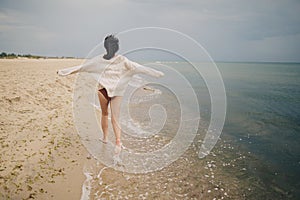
(57, 56, 103, 76)
(131, 61, 164, 78)
(57, 65, 82, 76)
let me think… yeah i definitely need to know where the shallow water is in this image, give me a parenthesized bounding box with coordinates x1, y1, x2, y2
(81, 62, 300, 199)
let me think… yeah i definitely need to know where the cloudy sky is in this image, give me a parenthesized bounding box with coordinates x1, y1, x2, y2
(0, 0, 299, 62)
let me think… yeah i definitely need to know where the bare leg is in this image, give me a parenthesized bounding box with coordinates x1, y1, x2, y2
(110, 96, 122, 147)
(98, 90, 109, 143)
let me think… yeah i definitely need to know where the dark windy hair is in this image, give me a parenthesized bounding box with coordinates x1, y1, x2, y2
(103, 35, 119, 60)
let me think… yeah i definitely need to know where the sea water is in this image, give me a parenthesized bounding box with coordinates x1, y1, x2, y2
(218, 62, 300, 198)
(82, 62, 300, 199)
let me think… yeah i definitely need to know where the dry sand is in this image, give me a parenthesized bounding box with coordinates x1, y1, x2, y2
(0, 58, 93, 199)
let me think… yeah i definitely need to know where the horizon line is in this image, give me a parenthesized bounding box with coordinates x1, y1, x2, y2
(1, 51, 299, 64)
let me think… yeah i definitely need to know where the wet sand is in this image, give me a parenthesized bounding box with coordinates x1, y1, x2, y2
(0, 59, 266, 199)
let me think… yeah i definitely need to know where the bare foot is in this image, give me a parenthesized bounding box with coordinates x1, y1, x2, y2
(99, 138, 108, 144)
(114, 143, 122, 155)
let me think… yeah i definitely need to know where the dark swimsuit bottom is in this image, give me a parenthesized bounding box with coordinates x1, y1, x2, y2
(99, 88, 111, 101)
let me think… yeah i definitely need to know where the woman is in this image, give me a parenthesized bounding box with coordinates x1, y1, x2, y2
(58, 35, 164, 154)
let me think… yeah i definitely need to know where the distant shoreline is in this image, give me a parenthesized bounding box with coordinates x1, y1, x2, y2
(2, 58, 299, 64)
(1, 52, 299, 64)
(0, 52, 80, 59)
(0, 57, 81, 59)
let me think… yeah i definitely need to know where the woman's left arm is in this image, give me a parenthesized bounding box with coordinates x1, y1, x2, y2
(131, 61, 164, 78)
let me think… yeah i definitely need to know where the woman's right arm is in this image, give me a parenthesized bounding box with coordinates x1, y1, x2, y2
(57, 65, 82, 76)
(57, 56, 104, 76)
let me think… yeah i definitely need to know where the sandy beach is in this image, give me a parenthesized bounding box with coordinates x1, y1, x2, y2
(0, 59, 271, 199)
(0, 59, 89, 199)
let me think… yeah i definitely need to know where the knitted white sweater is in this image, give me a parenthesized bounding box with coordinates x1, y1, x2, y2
(58, 54, 164, 97)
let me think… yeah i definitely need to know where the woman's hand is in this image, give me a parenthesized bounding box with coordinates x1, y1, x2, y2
(157, 71, 164, 77)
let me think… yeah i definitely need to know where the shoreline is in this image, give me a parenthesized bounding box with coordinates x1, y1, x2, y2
(0, 58, 238, 199)
(0, 59, 294, 199)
